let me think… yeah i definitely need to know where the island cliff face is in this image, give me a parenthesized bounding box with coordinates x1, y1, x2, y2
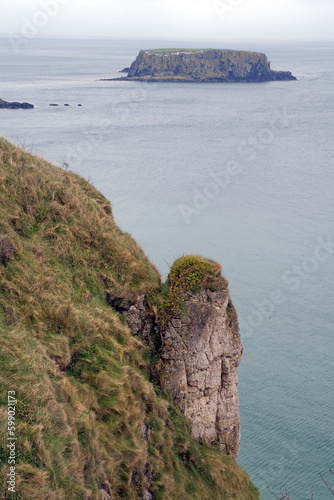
(122, 49, 296, 82)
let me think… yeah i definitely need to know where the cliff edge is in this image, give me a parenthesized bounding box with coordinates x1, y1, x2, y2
(0, 139, 258, 499)
(114, 48, 296, 82)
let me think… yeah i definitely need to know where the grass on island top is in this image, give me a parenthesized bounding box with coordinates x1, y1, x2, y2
(146, 48, 252, 54)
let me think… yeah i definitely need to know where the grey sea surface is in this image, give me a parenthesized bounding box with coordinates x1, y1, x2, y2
(0, 36, 333, 499)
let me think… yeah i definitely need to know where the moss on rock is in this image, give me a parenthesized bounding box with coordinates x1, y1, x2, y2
(159, 255, 227, 322)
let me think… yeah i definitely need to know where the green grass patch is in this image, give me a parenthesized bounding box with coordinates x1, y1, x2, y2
(158, 255, 223, 322)
(146, 48, 254, 55)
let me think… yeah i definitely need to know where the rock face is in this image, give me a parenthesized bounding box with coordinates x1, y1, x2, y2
(119, 257, 243, 459)
(160, 280, 243, 458)
(120, 49, 296, 82)
(0, 98, 34, 109)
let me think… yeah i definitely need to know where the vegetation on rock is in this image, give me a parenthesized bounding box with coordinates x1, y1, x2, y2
(147, 48, 252, 55)
(158, 255, 227, 323)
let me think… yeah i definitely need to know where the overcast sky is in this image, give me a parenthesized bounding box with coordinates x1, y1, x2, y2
(1, 0, 334, 42)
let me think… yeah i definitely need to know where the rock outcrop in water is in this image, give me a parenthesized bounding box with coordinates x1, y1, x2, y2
(0, 98, 34, 109)
(112, 49, 296, 82)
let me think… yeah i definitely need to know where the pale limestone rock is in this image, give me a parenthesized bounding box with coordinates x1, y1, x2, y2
(142, 489, 153, 500)
(99, 491, 112, 500)
(125, 294, 146, 333)
(161, 285, 243, 458)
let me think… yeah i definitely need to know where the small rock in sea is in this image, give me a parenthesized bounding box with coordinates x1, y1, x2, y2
(21, 102, 34, 109)
(49, 104, 59, 106)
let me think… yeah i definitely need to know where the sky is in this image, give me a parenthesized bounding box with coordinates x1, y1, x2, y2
(1, 0, 334, 42)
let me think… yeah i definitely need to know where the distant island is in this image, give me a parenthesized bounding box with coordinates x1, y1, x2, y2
(0, 98, 34, 109)
(106, 48, 296, 83)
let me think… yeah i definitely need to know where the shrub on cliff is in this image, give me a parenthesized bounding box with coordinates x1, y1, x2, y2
(158, 255, 228, 323)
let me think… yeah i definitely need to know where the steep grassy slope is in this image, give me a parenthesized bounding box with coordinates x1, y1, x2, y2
(0, 138, 259, 499)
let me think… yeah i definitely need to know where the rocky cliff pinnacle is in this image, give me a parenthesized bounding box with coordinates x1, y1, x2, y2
(123, 256, 243, 459)
(159, 258, 243, 458)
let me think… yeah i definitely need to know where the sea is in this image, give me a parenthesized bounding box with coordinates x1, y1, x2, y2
(0, 35, 333, 499)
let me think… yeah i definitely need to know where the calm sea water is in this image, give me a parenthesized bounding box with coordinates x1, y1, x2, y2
(0, 36, 333, 499)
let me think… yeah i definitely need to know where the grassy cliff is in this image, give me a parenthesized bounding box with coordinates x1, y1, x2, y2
(0, 139, 259, 499)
